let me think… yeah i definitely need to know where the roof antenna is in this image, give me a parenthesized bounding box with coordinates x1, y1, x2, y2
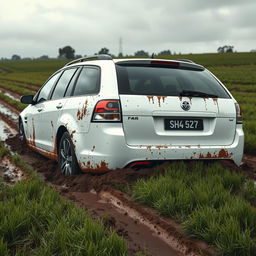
(151, 53, 155, 59)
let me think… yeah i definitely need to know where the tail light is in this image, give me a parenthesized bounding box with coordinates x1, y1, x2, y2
(92, 100, 122, 122)
(235, 103, 242, 124)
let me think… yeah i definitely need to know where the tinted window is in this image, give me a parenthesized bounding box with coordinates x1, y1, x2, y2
(73, 67, 100, 96)
(51, 68, 77, 100)
(116, 65, 230, 98)
(64, 68, 80, 97)
(37, 72, 60, 103)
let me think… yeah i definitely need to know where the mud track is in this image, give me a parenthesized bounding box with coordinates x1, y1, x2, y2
(6, 134, 217, 256)
(1, 93, 256, 256)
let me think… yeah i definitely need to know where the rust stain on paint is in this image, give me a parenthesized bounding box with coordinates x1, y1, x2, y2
(218, 149, 232, 158)
(27, 120, 58, 161)
(147, 96, 154, 104)
(31, 118, 36, 147)
(212, 98, 219, 112)
(156, 145, 168, 150)
(199, 149, 232, 159)
(179, 96, 183, 101)
(81, 160, 110, 173)
(147, 96, 167, 106)
(156, 96, 167, 107)
(77, 100, 88, 120)
(27, 143, 58, 161)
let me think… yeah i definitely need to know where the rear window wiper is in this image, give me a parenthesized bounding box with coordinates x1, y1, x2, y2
(180, 90, 218, 98)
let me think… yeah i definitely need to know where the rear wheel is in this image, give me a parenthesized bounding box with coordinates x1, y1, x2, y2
(58, 132, 80, 175)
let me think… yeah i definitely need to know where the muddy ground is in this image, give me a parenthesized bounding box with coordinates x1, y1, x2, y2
(4, 133, 256, 256)
(1, 97, 256, 256)
(3, 134, 216, 256)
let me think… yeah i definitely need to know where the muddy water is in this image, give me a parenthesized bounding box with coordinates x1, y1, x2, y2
(3, 91, 19, 101)
(0, 103, 19, 123)
(0, 120, 16, 141)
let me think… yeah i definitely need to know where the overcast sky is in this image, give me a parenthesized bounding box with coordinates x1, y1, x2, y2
(0, 0, 256, 58)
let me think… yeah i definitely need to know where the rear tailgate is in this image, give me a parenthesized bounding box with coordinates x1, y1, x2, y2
(115, 60, 236, 147)
(120, 95, 236, 146)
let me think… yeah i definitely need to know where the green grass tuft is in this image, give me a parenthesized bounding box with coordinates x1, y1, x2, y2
(131, 162, 256, 255)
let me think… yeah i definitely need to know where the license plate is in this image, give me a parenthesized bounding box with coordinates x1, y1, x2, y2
(164, 119, 203, 130)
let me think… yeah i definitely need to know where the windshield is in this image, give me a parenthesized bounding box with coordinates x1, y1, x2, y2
(116, 65, 230, 98)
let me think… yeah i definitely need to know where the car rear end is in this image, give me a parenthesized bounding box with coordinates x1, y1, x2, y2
(114, 59, 243, 167)
(77, 58, 244, 171)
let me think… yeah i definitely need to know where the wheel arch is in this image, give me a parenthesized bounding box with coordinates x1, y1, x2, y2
(56, 125, 68, 153)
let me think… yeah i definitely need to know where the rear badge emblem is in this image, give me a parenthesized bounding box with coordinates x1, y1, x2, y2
(181, 101, 190, 111)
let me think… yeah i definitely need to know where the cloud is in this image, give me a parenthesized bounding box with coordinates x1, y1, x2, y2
(0, 0, 255, 58)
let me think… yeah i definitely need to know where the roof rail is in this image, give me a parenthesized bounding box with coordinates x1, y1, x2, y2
(177, 59, 194, 63)
(65, 54, 113, 66)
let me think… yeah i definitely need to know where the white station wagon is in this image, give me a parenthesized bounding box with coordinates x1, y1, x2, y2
(19, 55, 244, 175)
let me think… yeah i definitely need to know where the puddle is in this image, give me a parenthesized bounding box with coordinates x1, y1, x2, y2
(0, 120, 16, 141)
(0, 103, 19, 123)
(0, 157, 24, 184)
(3, 91, 19, 101)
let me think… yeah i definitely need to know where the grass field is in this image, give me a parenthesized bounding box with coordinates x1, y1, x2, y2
(0, 142, 128, 256)
(131, 162, 256, 255)
(0, 52, 255, 153)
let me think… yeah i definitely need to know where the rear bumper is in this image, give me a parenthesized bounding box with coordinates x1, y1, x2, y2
(75, 124, 244, 172)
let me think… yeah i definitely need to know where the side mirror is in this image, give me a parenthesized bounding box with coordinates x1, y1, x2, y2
(20, 95, 34, 104)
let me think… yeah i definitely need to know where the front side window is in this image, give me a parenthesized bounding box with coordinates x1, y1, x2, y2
(51, 68, 77, 100)
(73, 67, 100, 96)
(37, 72, 60, 103)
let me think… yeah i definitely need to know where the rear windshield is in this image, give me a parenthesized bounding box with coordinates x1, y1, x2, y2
(115, 65, 230, 98)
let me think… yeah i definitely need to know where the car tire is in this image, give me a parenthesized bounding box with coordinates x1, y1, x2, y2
(19, 119, 26, 142)
(58, 132, 80, 175)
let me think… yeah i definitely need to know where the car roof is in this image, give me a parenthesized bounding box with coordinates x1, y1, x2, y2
(64, 55, 204, 71)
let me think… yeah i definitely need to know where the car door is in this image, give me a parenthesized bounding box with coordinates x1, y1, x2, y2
(26, 72, 61, 149)
(35, 67, 79, 152)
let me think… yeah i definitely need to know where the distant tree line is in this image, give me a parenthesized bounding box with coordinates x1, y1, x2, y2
(5, 44, 256, 62)
(58, 46, 175, 59)
(217, 45, 234, 53)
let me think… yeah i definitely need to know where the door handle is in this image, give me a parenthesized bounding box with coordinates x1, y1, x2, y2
(56, 103, 63, 109)
(37, 108, 43, 112)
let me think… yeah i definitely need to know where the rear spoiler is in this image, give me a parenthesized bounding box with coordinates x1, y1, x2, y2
(115, 59, 205, 71)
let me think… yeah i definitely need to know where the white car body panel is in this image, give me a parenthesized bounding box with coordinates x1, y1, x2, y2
(19, 57, 244, 172)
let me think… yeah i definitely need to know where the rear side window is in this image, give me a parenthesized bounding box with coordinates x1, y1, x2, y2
(116, 65, 230, 98)
(73, 67, 100, 96)
(51, 68, 77, 100)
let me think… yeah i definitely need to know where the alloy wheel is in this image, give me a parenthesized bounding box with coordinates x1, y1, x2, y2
(60, 138, 73, 175)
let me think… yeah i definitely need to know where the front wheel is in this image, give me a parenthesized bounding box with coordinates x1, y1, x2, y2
(58, 132, 80, 175)
(19, 118, 26, 142)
